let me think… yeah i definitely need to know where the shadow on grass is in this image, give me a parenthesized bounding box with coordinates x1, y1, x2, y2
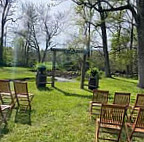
(0, 124, 9, 140)
(54, 87, 92, 99)
(37, 87, 53, 91)
(111, 77, 138, 85)
(0, 108, 13, 140)
(9, 77, 35, 82)
(83, 88, 93, 93)
(15, 108, 31, 125)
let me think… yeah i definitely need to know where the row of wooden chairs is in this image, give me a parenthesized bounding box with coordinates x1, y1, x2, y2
(90, 90, 130, 116)
(0, 80, 34, 124)
(90, 89, 144, 142)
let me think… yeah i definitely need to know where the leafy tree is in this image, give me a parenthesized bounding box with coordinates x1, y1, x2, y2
(72, 0, 144, 88)
(0, 0, 16, 65)
(73, 0, 111, 77)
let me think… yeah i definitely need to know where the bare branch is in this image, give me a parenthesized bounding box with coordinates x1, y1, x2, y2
(5, 16, 22, 22)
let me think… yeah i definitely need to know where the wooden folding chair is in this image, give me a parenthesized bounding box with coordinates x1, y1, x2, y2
(130, 94, 144, 122)
(125, 108, 144, 142)
(113, 92, 131, 107)
(0, 80, 15, 107)
(89, 89, 109, 117)
(0, 104, 11, 124)
(96, 104, 126, 142)
(13, 81, 34, 110)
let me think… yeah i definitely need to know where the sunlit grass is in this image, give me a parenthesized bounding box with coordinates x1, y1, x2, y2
(0, 67, 144, 142)
(0, 67, 35, 80)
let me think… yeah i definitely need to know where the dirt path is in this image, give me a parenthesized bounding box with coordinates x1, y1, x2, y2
(55, 77, 76, 82)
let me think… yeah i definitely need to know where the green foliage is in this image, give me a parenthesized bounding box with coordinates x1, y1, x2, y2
(86, 67, 103, 79)
(87, 67, 99, 77)
(110, 29, 137, 74)
(3, 47, 13, 66)
(111, 32, 129, 50)
(13, 36, 38, 67)
(35, 62, 52, 71)
(56, 53, 82, 71)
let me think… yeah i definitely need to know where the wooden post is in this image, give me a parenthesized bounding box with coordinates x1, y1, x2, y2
(81, 53, 86, 89)
(52, 50, 56, 87)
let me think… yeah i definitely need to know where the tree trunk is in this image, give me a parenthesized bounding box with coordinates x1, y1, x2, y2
(98, 1, 111, 77)
(0, 0, 9, 65)
(129, 19, 134, 76)
(0, 28, 4, 65)
(137, 26, 144, 88)
(26, 45, 30, 66)
(37, 48, 41, 63)
(137, 0, 144, 88)
(42, 38, 49, 63)
(0, 18, 4, 65)
(100, 12, 111, 77)
(81, 53, 86, 89)
(52, 50, 56, 87)
(87, 21, 91, 58)
(42, 50, 47, 63)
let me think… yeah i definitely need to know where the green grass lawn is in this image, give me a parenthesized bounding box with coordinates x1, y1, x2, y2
(0, 67, 144, 142)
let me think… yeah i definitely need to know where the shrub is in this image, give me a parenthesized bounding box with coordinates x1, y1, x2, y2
(86, 67, 104, 79)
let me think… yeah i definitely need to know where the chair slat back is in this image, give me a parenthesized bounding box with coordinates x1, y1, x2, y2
(135, 94, 144, 107)
(100, 104, 126, 126)
(92, 89, 109, 104)
(14, 81, 28, 95)
(0, 80, 11, 93)
(135, 108, 144, 129)
(113, 92, 130, 106)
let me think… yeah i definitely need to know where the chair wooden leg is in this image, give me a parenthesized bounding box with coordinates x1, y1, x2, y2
(28, 100, 31, 110)
(0, 110, 7, 124)
(29, 105, 31, 110)
(125, 123, 131, 142)
(16, 99, 20, 108)
(95, 120, 100, 142)
(117, 128, 123, 142)
(129, 132, 134, 142)
(11, 96, 15, 107)
(89, 102, 92, 116)
(0, 94, 4, 104)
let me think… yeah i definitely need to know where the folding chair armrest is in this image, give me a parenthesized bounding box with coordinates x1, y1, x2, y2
(128, 105, 135, 114)
(125, 123, 132, 142)
(11, 91, 15, 94)
(90, 101, 102, 106)
(128, 105, 134, 109)
(89, 101, 93, 104)
(96, 118, 100, 123)
(1, 105, 11, 111)
(29, 93, 34, 96)
(92, 103, 102, 107)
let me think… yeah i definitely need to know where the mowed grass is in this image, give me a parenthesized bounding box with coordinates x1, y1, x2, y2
(0, 67, 34, 80)
(0, 67, 144, 142)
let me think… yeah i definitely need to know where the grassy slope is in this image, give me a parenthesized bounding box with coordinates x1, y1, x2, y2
(0, 67, 144, 142)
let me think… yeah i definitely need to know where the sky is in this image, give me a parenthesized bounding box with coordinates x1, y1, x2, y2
(16, 0, 77, 48)
(3, 0, 104, 50)
(2, 0, 77, 48)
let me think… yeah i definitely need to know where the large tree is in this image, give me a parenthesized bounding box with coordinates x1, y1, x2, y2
(0, 0, 15, 65)
(37, 4, 64, 63)
(15, 2, 64, 64)
(74, 0, 111, 77)
(73, 0, 144, 88)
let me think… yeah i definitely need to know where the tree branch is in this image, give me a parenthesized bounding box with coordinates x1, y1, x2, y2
(73, 0, 138, 24)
